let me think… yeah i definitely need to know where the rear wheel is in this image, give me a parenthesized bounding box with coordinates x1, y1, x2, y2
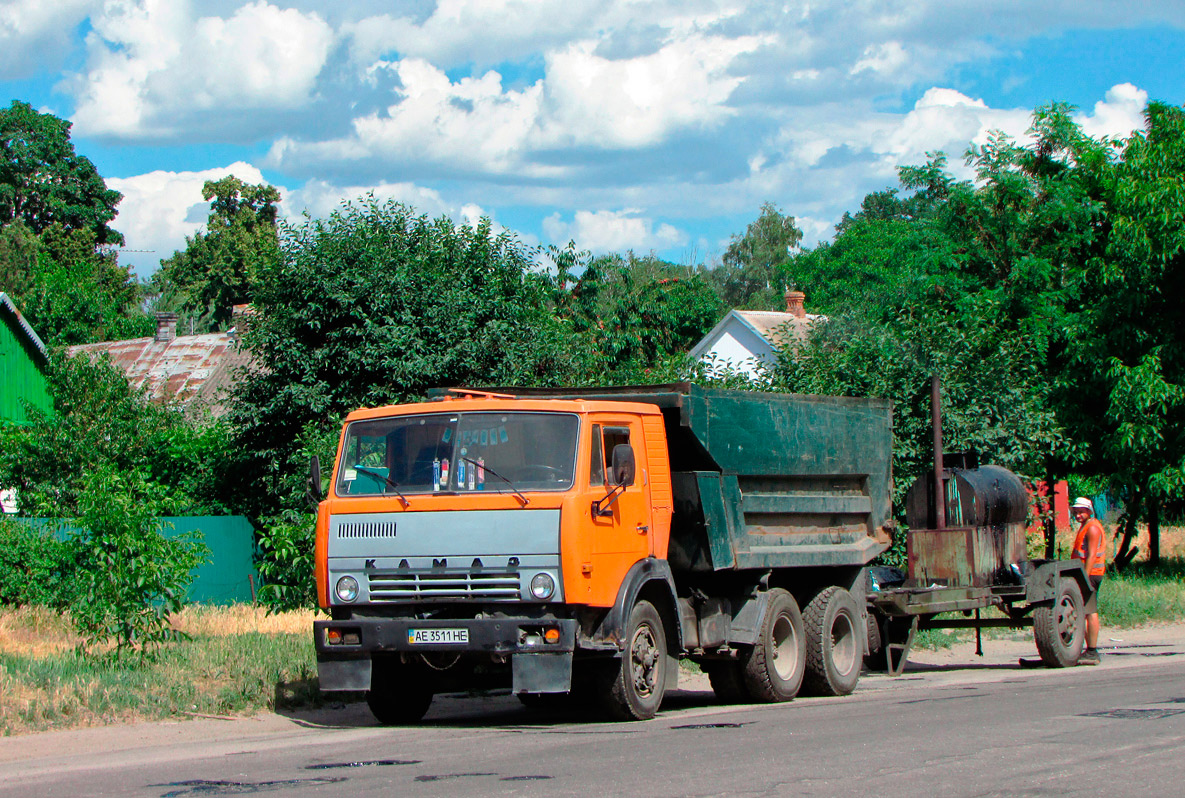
(742, 588, 805, 702)
(1034, 577, 1085, 667)
(802, 586, 862, 696)
(705, 659, 750, 704)
(366, 659, 434, 725)
(600, 600, 668, 721)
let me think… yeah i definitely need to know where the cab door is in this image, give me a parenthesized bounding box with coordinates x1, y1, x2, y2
(585, 416, 652, 606)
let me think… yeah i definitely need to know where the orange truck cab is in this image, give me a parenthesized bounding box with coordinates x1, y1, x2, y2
(312, 384, 896, 722)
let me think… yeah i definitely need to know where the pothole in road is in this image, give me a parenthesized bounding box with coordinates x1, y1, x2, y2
(1080, 708, 1185, 720)
(670, 721, 753, 730)
(307, 759, 420, 770)
(154, 777, 346, 796)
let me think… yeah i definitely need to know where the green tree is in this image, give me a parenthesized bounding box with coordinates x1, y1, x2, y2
(152, 176, 281, 332)
(551, 246, 724, 381)
(227, 198, 585, 515)
(1055, 102, 1185, 566)
(0, 351, 232, 517)
(706, 202, 803, 309)
(3, 223, 153, 346)
(0, 100, 123, 245)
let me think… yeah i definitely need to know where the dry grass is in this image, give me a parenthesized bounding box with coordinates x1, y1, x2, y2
(0, 604, 316, 658)
(0, 603, 320, 736)
(171, 604, 316, 637)
(1050, 523, 1185, 563)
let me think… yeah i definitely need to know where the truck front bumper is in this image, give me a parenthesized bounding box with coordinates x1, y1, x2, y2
(314, 616, 579, 694)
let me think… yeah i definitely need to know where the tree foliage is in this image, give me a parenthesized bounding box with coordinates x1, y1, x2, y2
(551, 245, 724, 382)
(227, 198, 586, 515)
(705, 202, 802, 309)
(0, 352, 233, 517)
(153, 176, 281, 332)
(0, 100, 123, 245)
(0, 222, 152, 346)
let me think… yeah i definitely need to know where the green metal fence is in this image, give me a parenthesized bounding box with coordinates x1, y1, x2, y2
(12, 516, 258, 605)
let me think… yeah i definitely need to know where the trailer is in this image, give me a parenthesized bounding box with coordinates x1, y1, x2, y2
(309, 382, 1088, 723)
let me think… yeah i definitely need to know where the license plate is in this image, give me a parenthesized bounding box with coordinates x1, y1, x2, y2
(408, 628, 468, 645)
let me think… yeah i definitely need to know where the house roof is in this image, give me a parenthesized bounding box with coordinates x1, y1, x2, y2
(689, 309, 826, 362)
(67, 331, 252, 414)
(733, 310, 825, 346)
(0, 292, 49, 364)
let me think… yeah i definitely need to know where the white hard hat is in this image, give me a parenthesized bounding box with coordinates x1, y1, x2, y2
(1071, 496, 1094, 513)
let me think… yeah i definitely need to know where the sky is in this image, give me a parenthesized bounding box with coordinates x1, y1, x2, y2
(2, 1, 1184, 278)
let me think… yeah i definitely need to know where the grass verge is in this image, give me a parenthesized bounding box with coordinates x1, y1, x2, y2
(0, 605, 321, 736)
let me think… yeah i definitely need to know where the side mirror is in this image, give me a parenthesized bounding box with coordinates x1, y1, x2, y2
(610, 444, 635, 487)
(306, 455, 323, 508)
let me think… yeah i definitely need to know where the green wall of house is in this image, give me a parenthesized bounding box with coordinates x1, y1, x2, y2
(0, 302, 51, 424)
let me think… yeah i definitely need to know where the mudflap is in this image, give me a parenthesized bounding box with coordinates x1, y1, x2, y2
(513, 651, 574, 694)
(318, 656, 372, 691)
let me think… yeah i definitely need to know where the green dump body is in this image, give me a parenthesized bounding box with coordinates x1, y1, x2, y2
(493, 383, 894, 574)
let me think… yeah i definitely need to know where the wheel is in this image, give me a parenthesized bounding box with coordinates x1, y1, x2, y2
(741, 588, 806, 702)
(600, 600, 668, 721)
(366, 659, 434, 725)
(863, 610, 887, 672)
(801, 586, 862, 696)
(1034, 577, 1085, 667)
(705, 660, 750, 704)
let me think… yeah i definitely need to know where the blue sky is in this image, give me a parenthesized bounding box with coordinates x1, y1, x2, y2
(2, 1, 1183, 278)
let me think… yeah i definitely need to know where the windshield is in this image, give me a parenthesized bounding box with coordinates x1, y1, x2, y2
(336, 411, 579, 496)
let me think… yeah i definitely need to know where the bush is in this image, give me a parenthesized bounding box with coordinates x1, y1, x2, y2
(0, 517, 81, 608)
(70, 469, 209, 657)
(256, 510, 317, 612)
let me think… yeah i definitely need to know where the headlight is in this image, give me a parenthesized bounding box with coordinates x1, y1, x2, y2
(335, 575, 359, 603)
(529, 572, 555, 600)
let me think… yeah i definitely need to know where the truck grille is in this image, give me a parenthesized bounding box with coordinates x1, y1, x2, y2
(336, 520, 398, 539)
(367, 570, 521, 602)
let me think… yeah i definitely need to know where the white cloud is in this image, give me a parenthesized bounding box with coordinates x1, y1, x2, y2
(108, 161, 269, 276)
(68, 0, 334, 138)
(543, 209, 686, 253)
(270, 58, 548, 176)
(536, 33, 766, 149)
(850, 41, 909, 76)
(0, 0, 97, 78)
(1079, 82, 1148, 140)
(281, 178, 452, 221)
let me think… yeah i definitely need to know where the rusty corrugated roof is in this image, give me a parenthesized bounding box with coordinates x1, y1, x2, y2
(68, 331, 253, 415)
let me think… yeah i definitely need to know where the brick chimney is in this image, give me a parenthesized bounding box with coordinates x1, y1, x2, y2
(154, 312, 178, 343)
(230, 304, 256, 339)
(784, 289, 806, 318)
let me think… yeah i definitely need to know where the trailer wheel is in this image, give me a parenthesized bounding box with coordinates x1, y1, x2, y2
(802, 586, 862, 696)
(705, 660, 750, 704)
(600, 600, 667, 721)
(366, 659, 434, 725)
(741, 588, 805, 702)
(1034, 577, 1085, 667)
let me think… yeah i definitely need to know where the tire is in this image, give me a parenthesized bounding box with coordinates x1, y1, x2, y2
(1034, 577, 1085, 667)
(705, 660, 750, 704)
(863, 610, 887, 673)
(366, 659, 434, 725)
(801, 586, 862, 697)
(741, 588, 806, 702)
(600, 600, 668, 721)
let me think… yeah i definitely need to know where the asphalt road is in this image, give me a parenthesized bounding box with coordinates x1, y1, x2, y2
(5, 637, 1185, 798)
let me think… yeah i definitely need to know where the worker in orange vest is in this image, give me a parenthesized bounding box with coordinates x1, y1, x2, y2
(1071, 496, 1106, 665)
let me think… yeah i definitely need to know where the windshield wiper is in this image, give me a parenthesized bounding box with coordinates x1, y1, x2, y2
(354, 466, 410, 507)
(461, 457, 530, 506)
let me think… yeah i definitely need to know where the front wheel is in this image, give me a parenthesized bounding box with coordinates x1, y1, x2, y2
(366, 658, 434, 725)
(600, 600, 668, 721)
(802, 586, 862, 696)
(1034, 577, 1085, 667)
(742, 588, 805, 702)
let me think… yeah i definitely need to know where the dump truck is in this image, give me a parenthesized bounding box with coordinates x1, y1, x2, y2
(309, 383, 1089, 723)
